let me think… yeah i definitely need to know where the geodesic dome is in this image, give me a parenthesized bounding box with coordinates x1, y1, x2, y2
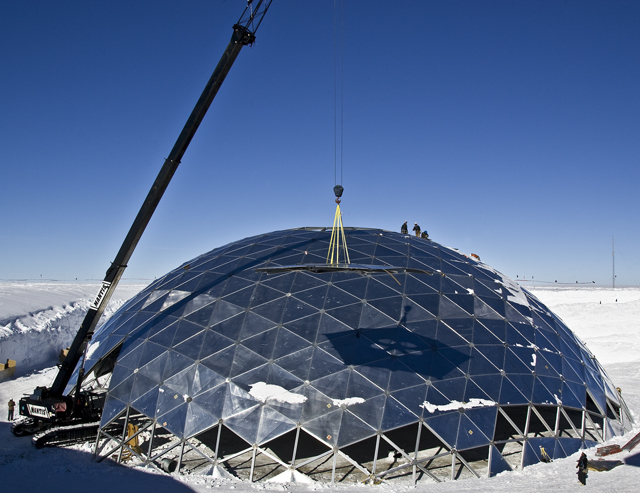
(80, 227, 632, 483)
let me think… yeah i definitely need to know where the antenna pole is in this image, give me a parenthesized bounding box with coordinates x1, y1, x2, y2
(612, 236, 615, 289)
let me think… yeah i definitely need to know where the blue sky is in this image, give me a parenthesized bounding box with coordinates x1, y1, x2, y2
(1, 0, 639, 286)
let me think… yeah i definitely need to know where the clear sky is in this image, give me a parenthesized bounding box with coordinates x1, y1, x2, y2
(1, 0, 639, 286)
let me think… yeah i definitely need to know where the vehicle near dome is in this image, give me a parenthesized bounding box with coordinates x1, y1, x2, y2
(77, 227, 632, 483)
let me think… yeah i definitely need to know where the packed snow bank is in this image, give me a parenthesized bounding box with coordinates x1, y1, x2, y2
(528, 287, 640, 366)
(0, 282, 147, 377)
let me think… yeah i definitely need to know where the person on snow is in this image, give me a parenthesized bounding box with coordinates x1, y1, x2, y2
(401, 221, 408, 235)
(576, 452, 588, 485)
(7, 398, 15, 421)
(413, 222, 421, 237)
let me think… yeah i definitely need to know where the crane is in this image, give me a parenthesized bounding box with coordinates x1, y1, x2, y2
(12, 0, 273, 444)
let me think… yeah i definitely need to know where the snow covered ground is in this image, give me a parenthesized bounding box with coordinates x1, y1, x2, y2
(1, 283, 639, 491)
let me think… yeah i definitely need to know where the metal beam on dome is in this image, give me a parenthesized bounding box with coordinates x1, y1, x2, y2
(256, 263, 433, 276)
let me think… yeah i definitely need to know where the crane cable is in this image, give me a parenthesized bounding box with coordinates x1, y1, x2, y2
(334, 0, 344, 188)
(328, 0, 349, 265)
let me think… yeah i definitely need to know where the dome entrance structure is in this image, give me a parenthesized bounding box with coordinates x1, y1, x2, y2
(83, 227, 632, 483)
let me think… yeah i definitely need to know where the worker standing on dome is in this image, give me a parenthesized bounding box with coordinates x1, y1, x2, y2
(413, 222, 421, 237)
(401, 221, 408, 235)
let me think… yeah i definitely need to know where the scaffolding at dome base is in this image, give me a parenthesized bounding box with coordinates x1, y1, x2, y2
(93, 399, 624, 484)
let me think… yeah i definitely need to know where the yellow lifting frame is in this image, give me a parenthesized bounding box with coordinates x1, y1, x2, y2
(327, 203, 350, 265)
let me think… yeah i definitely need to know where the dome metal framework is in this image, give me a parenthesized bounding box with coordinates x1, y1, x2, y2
(81, 228, 632, 483)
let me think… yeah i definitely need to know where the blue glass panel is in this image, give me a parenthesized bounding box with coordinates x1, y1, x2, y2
(316, 313, 355, 344)
(230, 345, 268, 378)
(331, 277, 369, 299)
(283, 313, 321, 343)
(259, 272, 295, 293)
(429, 352, 465, 381)
(274, 346, 314, 381)
(504, 374, 534, 402)
(434, 322, 469, 347)
(469, 375, 501, 402)
(303, 409, 343, 446)
(209, 300, 244, 327)
(337, 410, 376, 447)
(307, 347, 346, 381)
(342, 393, 384, 431)
(200, 346, 236, 378)
(489, 444, 512, 476)
(249, 284, 286, 308)
(257, 406, 296, 445)
(534, 352, 562, 378)
(129, 372, 159, 403)
(199, 329, 234, 359)
(476, 296, 506, 318)
(366, 278, 402, 300)
(509, 321, 535, 344)
(457, 413, 492, 450)
(506, 346, 536, 374)
(424, 411, 460, 448)
(173, 330, 206, 361)
(192, 363, 226, 397)
(463, 378, 492, 403)
(162, 350, 194, 380)
(241, 328, 277, 359)
(531, 376, 559, 405)
(439, 295, 473, 318)
(280, 297, 319, 323)
(100, 395, 127, 427)
(312, 370, 350, 400)
(184, 401, 217, 438)
(290, 286, 328, 309)
(380, 396, 418, 432)
(497, 376, 528, 406)
(557, 437, 582, 457)
(130, 387, 160, 418)
(222, 382, 259, 419)
(184, 302, 217, 328)
(359, 303, 396, 329)
(138, 351, 168, 383)
(439, 345, 472, 375)
(108, 373, 135, 404)
(367, 296, 404, 322)
(223, 405, 261, 445)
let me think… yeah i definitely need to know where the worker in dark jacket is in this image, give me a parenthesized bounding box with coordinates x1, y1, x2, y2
(421, 230, 429, 240)
(412, 222, 421, 237)
(7, 398, 15, 421)
(576, 452, 588, 485)
(401, 221, 408, 235)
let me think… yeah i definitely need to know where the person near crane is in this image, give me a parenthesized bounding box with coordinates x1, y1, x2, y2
(401, 221, 408, 235)
(576, 452, 588, 485)
(7, 398, 15, 421)
(413, 222, 421, 237)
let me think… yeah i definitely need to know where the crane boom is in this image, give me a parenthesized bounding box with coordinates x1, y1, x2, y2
(15, 0, 272, 437)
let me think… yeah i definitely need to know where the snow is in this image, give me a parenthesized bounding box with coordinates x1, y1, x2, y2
(332, 397, 365, 407)
(2, 283, 640, 491)
(421, 398, 495, 413)
(249, 382, 307, 404)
